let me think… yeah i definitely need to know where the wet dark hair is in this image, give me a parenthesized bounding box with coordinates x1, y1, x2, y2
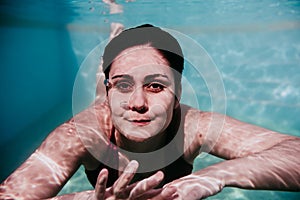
(102, 24, 184, 93)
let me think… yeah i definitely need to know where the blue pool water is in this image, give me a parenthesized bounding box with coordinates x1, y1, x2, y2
(1, 0, 300, 199)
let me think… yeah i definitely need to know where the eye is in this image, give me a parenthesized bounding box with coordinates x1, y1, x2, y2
(145, 83, 165, 93)
(115, 81, 134, 93)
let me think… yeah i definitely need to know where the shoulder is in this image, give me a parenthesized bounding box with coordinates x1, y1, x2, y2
(180, 103, 225, 135)
(179, 104, 219, 163)
(180, 103, 211, 136)
(94, 100, 113, 138)
(73, 100, 113, 137)
(74, 100, 114, 168)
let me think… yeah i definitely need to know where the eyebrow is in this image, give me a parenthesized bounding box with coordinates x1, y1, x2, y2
(145, 74, 170, 80)
(111, 74, 132, 80)
(111, 74, 170, 81)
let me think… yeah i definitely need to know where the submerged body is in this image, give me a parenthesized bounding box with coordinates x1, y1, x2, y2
(1, 24, 300, 200)
(1, 101, 299, 199)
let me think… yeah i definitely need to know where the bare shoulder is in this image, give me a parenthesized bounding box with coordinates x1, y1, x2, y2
(72, 101, 114, 168)
(94, 100, 113, 137)
(181, 103, 213, 139)
(180, 104, 209, 163)
(36, 101, 112, 170)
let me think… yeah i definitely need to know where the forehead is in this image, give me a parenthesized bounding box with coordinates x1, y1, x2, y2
(109, 45, 173, 78)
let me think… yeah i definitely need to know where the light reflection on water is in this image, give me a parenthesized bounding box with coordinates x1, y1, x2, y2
(1, 0, 300, 199)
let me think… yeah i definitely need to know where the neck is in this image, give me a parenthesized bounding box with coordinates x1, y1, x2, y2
(115, 130, 167, 153)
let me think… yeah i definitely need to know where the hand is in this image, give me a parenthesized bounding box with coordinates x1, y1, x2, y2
(156, 172, 225, 200)
(96, 160, 165, 200)
(50, 160, 165, 200)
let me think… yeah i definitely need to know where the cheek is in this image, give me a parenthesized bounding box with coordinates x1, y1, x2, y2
(149, 94, 175, 121)
(149, 104, 174, 135)
(108, 92, 127, 116)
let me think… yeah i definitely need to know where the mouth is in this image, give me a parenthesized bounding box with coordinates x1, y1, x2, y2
(128, 119, 152, 126)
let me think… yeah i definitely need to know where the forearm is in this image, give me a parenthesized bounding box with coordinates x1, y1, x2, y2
(0, 103, 112, 200)
(160, 110, 300, 199)
(198, 137, 300, 191)
(0, 121, 84, 199)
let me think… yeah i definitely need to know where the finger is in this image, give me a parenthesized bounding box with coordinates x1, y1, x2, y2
(113, 160, 139, 197)
(129, 171, 164, 199)
(134, 188, 162, 200)
(160, 186, 178, 200)
(94, 168, 108, 200)
(147, 187, 177, 200)
(120, 183, 162, 200)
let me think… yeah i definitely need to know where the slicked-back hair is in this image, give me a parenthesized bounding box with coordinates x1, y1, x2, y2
(102, 24, 184, 93)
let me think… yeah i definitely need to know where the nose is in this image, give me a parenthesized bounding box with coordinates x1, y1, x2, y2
(128, 86, 148, 113)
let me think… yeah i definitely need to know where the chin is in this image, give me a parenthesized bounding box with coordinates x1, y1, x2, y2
(122, 131, 155, 142)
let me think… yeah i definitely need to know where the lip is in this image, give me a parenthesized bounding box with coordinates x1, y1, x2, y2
(128, 119, 152, 126)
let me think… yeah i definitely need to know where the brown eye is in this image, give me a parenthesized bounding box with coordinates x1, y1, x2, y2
(146, 83, 165, 93)
(115, 81, 134, 93)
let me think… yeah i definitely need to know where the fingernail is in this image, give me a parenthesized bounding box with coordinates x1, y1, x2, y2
(125, 160, 139, 173)
(130, 160, 139, 168)
(98, 169, 108, 184)
(99, 168, 108, 177)
(156, 171, 164, 180)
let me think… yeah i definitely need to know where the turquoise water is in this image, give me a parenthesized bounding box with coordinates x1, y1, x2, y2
(1, 0, 300, 199)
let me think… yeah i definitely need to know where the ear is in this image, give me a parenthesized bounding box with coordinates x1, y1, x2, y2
(174, 84, 182, 109)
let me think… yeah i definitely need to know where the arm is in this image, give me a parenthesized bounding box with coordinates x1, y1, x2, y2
(158, 109, 300, 199)
(162, 137, 300, 199)
(0, 120, 84, 199)
(206, 112, 300, 190)
(0, 103, 111, 199)
(216, 137, 300, 190)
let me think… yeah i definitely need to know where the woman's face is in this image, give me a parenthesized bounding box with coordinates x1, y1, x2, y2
(107, 45, 177, 142)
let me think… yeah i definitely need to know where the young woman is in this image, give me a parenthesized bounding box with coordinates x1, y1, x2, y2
(1, 24, 299, 200)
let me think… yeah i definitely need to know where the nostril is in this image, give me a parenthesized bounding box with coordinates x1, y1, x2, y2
(122, 99, 148, 113)
(132, 105, 148, 113)
(128, 88, 148, 113)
